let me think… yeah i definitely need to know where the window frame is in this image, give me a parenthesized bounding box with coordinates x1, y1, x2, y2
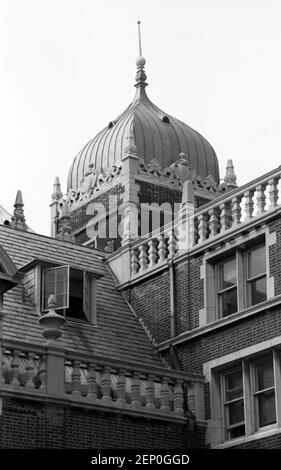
(214, 349, 281, 444)
(40, 264, 97, 324)
(42, 265, 70, 312)
(212, 241, 267, 320)
(221, 365, 245, 440)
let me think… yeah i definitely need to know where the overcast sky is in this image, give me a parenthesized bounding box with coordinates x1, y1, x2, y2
(1, 0, 281, 235)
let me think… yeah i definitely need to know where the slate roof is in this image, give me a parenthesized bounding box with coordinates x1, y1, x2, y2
(0, 225, 162, 368)
(68, 75, 219, 191)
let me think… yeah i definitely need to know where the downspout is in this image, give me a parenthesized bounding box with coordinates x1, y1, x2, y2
(168, 259, 176, 338)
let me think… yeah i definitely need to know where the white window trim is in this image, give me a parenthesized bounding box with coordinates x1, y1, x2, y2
(204, 339, 281, 447)
(199, 227, 276, 327)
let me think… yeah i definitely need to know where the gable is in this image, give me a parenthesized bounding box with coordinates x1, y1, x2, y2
(0, 244, 18, 277)
(0, 244, 21, 294)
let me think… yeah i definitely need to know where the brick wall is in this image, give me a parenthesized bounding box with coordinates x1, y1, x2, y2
(69, 184, 124, 247)
(230, 433, 281, 449)
(0, 398, 190, 449)
(175, 306, 281, 375)
(126, 271, 171, 343)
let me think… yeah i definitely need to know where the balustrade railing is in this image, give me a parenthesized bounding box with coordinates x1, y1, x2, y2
(1, 346, 46, 392)
(129, 167, 281, 277)
(0, 341, 200, 420)
(65, 358, 197, 417)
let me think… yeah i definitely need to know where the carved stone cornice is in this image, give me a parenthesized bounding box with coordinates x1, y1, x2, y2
(66, 163, 122, 207)
(137, 157, 229, 194)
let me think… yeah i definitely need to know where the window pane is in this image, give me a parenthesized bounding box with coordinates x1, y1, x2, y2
(43, 266, 69, 310)
(248, 246, 266, 278)
(228, 399, 244, 425)
(225, 369, 243, 401)
(44, 270, 56, 284)
(220, 288, 238, 317)
(255, 359, 274, 390)
(258, 391, 276, 427)
(57, 267, 68, 281)
(249, 277, 267, 306)
(56, 293, 68, 309)
(229, 425, 245, 439)
(220, 258, 237, 289)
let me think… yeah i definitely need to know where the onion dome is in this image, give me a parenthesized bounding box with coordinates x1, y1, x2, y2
(67, 39, 219, 191)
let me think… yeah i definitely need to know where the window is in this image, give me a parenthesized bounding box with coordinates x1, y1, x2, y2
(223, 367, 245, 439)
(42, 265, 97, 323)
(246, 245, 266, 307)
(215, 243, 266, 318)
(219, 352, 279, 442)
(253, 357, 276, 428)
(218, 258, 238, 317)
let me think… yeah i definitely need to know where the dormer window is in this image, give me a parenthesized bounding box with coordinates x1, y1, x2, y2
(42, 265, 96, 322)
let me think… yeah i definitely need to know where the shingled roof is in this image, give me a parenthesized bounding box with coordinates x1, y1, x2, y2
(0, 225, 162, 368)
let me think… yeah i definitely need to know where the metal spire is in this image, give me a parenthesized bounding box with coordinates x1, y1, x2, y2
(135, 21, 147, 87)
(137, 20, 142, 57)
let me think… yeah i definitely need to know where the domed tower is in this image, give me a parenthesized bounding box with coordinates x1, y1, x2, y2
(52, 28, 230, 250)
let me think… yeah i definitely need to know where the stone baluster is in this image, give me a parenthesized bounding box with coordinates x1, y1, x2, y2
(148, 239, 157, 267)
(256, 183, 267, 216)
(193, 217, 199, 245)
(268, 177, 279, 210)
(25, 352, 36, 389)
(219, 202, 232, 231)
(10, 350, 21, 386)
(131, 248, 139, 275)
(208, 208, 220, 238)
(173, 379, 184, 415)
(131, 372, 141, 408)
(38, 355, 46, 392)
(231, 195, 242, 226)
(86, 363, 97, 401)
(116, 368, 127, 406)
(101, 366, 112, 402)
(160, 376, 170, 412)
(158, 234, 168, 262)
(71, 360, 82, 399)
(168, 231, 177, 258)
(138, 244, 148, 272)
(187, 382, 196, 415)
(244, 189, 255, 221)
(145, 374, 155, 409)
(197, 213, 208, 242)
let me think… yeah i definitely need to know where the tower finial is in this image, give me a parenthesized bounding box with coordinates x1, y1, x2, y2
(137, 20, 142, 57)
(135, 21, 147, 87)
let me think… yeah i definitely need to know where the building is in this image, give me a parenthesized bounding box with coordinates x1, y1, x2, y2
(0, 44, 281, 450)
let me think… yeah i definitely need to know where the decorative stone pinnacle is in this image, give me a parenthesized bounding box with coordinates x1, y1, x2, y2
(51, 176, 63, 202)
(11, 190, 28, 231)
(39, 294, 65, 344)
(124, 126, 137, 156)
(224, 159, 237, 188)
(56, 201, 75, 243)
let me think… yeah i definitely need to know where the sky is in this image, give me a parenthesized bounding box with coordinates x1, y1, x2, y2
(0, 0, 281, 235)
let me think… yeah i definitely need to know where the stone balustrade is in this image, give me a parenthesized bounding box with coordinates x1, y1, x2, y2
(1, 346, 46, 392)
(193, 167, 281, 245)
(131, 230, 178, 277)
(0, 341, 203, 421)
(129, 167, 281, 277)
(65, 357, 201, 418)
